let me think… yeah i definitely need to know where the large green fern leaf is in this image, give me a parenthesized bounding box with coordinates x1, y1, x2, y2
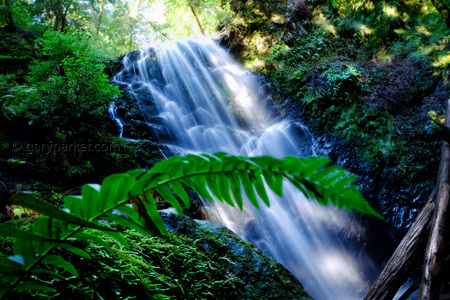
(0, 153, 382, 298)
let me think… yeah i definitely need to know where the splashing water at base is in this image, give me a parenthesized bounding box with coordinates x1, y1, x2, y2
(113, 37, 380, 300)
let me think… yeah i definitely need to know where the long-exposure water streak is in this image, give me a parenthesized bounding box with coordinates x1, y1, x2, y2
(112, 37, 380, 300)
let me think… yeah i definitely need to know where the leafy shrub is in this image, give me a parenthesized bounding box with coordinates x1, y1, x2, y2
(321, 63, 363, 104)
(25, 30, 120, 123)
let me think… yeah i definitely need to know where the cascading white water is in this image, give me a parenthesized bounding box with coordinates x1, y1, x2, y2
(113, 37, 380, 300)
(109, 103, 125, 138)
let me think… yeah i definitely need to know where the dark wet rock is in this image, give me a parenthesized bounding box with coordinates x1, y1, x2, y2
(126, 49, 142, 64)
(104, 56, 124, 78)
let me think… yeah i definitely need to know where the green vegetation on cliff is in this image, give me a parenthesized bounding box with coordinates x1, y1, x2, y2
(219, 0, 450, 234)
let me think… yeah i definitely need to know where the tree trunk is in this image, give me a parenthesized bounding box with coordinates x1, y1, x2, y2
(187, 0, 205, 35)
(60, 8, 68, 32)
(89, 1, 104, 35)
(96, 4, 104, 35)
(364, 189, 437, 300)
(419, 99, 450, 299)
(129, 24, 134, 53)
(53, 9, 60, 31)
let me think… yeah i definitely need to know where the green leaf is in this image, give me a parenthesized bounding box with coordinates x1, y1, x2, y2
(130, 195, 167, 237)
(0, 223, 60, 243)
(42, 255, 78, 277)
(169, 181, 190, 209)
(155, 185, 183, 215)
(9, 193, 115, 231)
(14, 282, 58, 293)
(72, 232, 114, 255)
(131, 172, 159, 196)
(229, 171, 243, 210)
(29, 268, 65, 280)
(0, 258, 24, 276)
(124, 169, 147, 178)
(13, 239, 38, 268)
(287, 176, 310, 200)
(252, 171, 270, 207)
(184, 176, 214, 202)
(81, 184, 101, 219)
(205, 174, 223, 201)
(58, 244, 91, 259)
(104, 213, 152, 237)
(0, 152, 385, 300)
(117, 173, 142, 201)
(103, 231, 130, 249)
(239, 170, 259, 209)
(64, 195, 82, 216)
(273, 171, 284, 198)
(310, 165, 342, 183)
(302, 157, 330, 177)
(217, 172, 234, 207)
(99, 174, 126, 209)
(114, 204, 141, 225)
(140, 193, 169, 236)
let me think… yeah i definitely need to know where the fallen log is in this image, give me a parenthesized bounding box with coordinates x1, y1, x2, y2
(419, 99, 450, 300)
(364, 189, 436, 300)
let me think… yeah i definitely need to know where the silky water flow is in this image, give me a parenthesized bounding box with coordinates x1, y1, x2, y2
(112, 38, 380, 300)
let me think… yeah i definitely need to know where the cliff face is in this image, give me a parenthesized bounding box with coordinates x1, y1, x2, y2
(217, 0, 450, 239)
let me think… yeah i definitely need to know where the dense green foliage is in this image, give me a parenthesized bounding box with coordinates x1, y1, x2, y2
(8, 30, 119, 125)
(0, 0, 234, 56)
(0, 152, 379, 298)
(220, 0, 449, 232)
(0, 28, 137, 188)
(0, 217, 310, 299)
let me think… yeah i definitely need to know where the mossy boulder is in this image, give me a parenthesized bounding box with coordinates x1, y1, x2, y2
(158, 208, 313, 299)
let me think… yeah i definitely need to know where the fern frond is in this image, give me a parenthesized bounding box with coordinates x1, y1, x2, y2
(0, 153, 382, 298)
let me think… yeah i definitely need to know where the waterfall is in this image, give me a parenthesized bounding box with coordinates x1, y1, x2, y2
(108, 103, 124, 139)
(113, 37, 380, 300)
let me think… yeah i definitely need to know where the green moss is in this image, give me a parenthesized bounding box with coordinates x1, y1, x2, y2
(2, 225, 307, 299)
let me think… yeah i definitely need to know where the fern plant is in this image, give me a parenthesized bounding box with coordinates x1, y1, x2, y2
(0, 152, 382, 298)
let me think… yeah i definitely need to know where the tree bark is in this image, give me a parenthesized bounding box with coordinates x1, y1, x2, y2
(89, 1, 104, 35)
(419, 99, 450, 299)
(129, 24, 134, 53)
(60, 7, 68, 32)
(364, 189, 437, 300)
(187, 0, 205, 35)
(96, 4, 104, 35)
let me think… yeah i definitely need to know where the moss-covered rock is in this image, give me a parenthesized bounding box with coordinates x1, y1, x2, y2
(159, 208, 312, 299)
(1, 208, 312, 299)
